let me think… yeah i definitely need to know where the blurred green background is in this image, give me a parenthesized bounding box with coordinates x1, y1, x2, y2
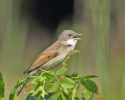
(0, 0, 125, 100)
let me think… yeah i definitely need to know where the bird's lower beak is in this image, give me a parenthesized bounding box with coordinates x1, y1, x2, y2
(74, 34, 83, 40)
(74, 38, 81, 40)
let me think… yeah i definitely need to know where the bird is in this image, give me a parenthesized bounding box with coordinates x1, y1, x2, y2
(17, 30, 82, 96)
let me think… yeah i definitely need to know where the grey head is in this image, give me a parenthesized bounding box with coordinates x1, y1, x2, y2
(58, 30, 82, 41)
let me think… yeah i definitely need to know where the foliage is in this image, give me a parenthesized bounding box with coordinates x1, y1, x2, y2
(0, 71, 4, 99)
(9, 69, 98, 100)
(9, 50, 98, 100)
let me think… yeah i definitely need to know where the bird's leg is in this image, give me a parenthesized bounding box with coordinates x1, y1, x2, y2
(38, 68, 46, 72)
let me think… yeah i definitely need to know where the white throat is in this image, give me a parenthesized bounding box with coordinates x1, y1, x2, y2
(63, 38, 77, 47)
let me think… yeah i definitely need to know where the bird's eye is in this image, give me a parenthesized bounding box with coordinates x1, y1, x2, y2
(68, 34, 72, 36)
(74, 36, 76, 38)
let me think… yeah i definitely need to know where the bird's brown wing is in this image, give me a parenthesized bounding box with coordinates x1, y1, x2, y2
(23, 50, 58, 74)
(23, 41, 61, 74)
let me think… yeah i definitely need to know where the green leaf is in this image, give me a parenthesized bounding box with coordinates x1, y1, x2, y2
(60, 77, 75, 88)
(60, 91, 67, 100)
(82, 75, 98, 79)
(66, 72, 78, 78)
(39, 76, 46, 82)
(81, 79, 98, 93)
(72, 84, 78, 100)
(10, 87, 17, 94)
(61, 90, 70, 99)
(31, 82, 43, 96)
(62, 88, 69, 95)
(51, 91, 60, 100)
(9, 92, 17, 100)
(0, 71, 4, 98)
(44, 71, 55, 84)
(57, 92, 69, 100)
(46, 82, 59, 93)
(32, 86, 43, 96)
(16, 80, 24, 88)
(31, 77, 39, 85)
(9, 82, 20, 100)
(32, 76, 45, 85)
(9, 78, 28, 100)
(9, 76, 30, 100)
(26, 92, 44, 100)
(71, 72, 78, 77)
(66, 72, 81, 80)
(83, 88, 93, 99)
(44, 93, 53, 100)
(44, 71, 55, 77)
(45, 75, 55, 85)
(56, 68, 67, 76)
(74, 97, 80, 100)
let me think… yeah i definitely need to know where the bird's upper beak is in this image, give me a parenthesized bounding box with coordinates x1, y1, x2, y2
(74, 34, 83, 40)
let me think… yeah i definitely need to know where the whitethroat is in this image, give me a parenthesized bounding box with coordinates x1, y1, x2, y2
(17, 30, 82, 96)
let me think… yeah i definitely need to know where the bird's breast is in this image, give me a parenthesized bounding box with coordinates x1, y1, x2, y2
(41, 52, 67, 69)
(41, 45, 75, 69)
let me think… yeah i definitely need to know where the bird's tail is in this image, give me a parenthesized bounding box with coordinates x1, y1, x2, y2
(17, 76, 30, 96)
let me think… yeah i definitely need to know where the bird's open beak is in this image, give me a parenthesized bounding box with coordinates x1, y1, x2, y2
(74, 34, 83, 40)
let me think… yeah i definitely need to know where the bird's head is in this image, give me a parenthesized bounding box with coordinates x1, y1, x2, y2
(58, 30, 83, 47)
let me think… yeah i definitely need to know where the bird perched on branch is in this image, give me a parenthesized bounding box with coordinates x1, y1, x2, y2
(18, 30, 82, 96)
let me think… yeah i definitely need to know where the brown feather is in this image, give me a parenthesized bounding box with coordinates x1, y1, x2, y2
(23, 41, 61, 74)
